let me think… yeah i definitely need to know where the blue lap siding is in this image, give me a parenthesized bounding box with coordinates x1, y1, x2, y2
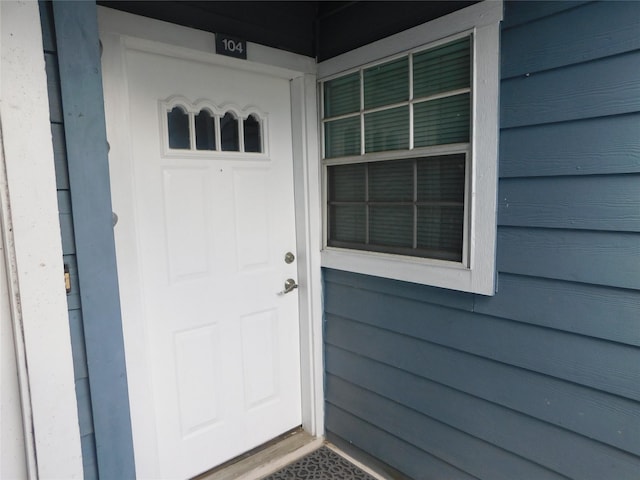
(324, 1, 640, 478)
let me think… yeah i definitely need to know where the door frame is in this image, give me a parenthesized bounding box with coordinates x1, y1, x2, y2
(98, 6, 324, 472)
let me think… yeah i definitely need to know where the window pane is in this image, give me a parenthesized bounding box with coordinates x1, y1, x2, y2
(414, 93, 470, 147)
(329, 205, 366, 244)
(325, 117, 361, 158)
(364, 57, 409, 109)
(324, 73, 360, 118)
(365, 106, 409, 153)
(167, 106, 190, 149)
(195, 110, 216, 150)
(369, 159, 413, 202)
(417, 154, 465, 203)
(328, 163, 366, 202)
(417, 205, 463, 261)
(221, 112, 239, 151)
(243, 115, 261, 153)
(370, 206, 413, 248)
(413, 37, 471, 99)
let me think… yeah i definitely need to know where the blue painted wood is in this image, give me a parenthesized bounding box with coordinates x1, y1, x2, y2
(68, 310, 88, 379)
(324, 2, 640, 477)
(50, 123, 70, 189)
(38, 0, 56, 53)
(323, 268, 474, 311)
(44, 53, 63, 124)
(324, 284, 640, 400)
(474, 273, 640, 347)
(497, 227, 640, 289)
(40, 2, 102, 477)
(80, 434, 99, 480)
(501, 51, 640, 128)
(326, 406, 479, 480)
(499, 114, 640, 178)
(502, 1, 640, 78)
(75, 378, 95, 436)
(502, 1, 591, 29)
(57, 191, 76, 255)
(498, 175, 640, 231)
(52, 2, 136, 478)
(327, 370, 640, 479)
(326, 342, 640, 457)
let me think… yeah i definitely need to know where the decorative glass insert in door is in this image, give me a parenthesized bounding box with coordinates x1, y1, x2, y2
(162, 97, 266, 155)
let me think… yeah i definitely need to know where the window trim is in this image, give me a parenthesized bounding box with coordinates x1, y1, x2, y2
(318, 0, 502, 295)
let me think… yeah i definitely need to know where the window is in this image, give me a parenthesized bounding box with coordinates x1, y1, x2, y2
(161, 97, 266, 156)
(318, 1, 501, 295)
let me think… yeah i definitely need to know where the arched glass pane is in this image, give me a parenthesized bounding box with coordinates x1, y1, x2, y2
(243, 115, 262, 153)
(167, 106, 190, 149)
(220, 112, 239, 151)
(195, 110, 216, 150)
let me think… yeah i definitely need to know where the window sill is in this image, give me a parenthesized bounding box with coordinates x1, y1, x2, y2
(321, 247, 496, 295)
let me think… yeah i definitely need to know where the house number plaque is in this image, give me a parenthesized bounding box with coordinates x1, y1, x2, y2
(215, 34, 247, 59)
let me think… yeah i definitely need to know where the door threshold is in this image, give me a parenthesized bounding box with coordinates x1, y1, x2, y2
(193, 428, 322, 480)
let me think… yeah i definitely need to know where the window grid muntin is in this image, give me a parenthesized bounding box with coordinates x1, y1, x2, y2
(322, 33, 472, 159)
(326, 150, 469, 262)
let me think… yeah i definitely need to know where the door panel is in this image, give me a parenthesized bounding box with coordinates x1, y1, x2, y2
(114, 48, 302, 479)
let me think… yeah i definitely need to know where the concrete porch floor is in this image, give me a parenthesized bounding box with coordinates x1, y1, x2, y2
(192, 429, 388, 480)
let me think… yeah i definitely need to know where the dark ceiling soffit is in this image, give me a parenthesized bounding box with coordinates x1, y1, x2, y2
(97, 1, 478, 61)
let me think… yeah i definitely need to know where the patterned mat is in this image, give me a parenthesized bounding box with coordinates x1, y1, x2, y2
(262, 446, 377, 480)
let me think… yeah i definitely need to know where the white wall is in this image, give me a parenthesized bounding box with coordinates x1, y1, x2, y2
(0, 1, 83, 478)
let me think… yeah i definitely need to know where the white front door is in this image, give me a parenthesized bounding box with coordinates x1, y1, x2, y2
(108, 42, 302, 479)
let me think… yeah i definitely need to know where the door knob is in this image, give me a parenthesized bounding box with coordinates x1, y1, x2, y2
(278, 278, 298, 295)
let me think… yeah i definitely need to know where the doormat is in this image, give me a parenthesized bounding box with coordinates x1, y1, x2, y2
(262, 446, 377, 480)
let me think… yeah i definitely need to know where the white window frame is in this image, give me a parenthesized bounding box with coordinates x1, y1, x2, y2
(317, 0, 502, 295)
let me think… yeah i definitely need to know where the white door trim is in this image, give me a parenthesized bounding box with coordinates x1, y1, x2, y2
(98, 6, 324, 469)
(0, 2, 83, 478)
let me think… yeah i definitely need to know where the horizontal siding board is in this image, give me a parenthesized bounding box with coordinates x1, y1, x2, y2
(57, 190, 76, 254)
(502, 1, 591, 30)
(498, 174, 640, 231)
(499, 114, 640, 178)
(80, 434, 98, 480)
(323, 268, 474, 311)
(57, 189, 71, 213)
(75, 377, 94, 436)
(475, 274, 640, 347)
(326, 405, 478, 480)
(327, 366, 640, 479)
(68, 309, 88, 379)
(502, 1, 640, 78)
(44, 53, 63, 123)
(51, 123, 70, 189)
(324, 285, 640, 400)
(38, 0, 56, 53)
(58, 211, 75, 255)
(501, 51, 640, 128)
(327, 377, 564, 480)
(326, 343, 640, 457)
(497, 227, 640, 289)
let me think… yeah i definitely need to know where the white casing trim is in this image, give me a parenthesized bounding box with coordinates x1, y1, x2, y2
(0, 1, 83, 478)
(98, 5, 325, 470)
(318, 0, 502, 295)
